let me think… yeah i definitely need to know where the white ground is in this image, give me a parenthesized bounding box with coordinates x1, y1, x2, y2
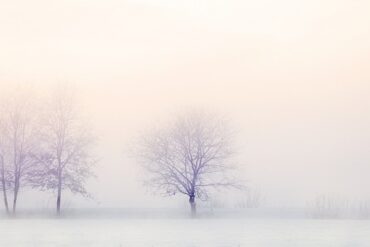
(0, 218, 369, 246)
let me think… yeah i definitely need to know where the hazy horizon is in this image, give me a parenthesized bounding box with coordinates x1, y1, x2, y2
(1, 0, 370, 209)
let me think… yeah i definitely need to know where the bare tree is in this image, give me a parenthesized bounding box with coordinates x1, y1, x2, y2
(0, 117, 10, 214)
(32, 87, 95, 214)
(136, 111, 243, 216)
(0, 92, 40, 214)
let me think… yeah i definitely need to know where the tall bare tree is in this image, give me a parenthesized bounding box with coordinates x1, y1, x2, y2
(136, 111, 242, 216)
(32, 88, 95, 214)
(0, 92, 40, 214)
(0, 116, 10, 214)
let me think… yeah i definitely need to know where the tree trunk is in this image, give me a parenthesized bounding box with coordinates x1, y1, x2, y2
(0, 157, 9, 214)
(12, 184, 18, 214)
(189, 195, 196, 217)
(56, 171, 62, 215)
(56, 188, 61, 214)
(1, 179, 9, 214)
(2, 190, 9, 214)
(2, 185, 9, 214)
(56, 192, 61, 215)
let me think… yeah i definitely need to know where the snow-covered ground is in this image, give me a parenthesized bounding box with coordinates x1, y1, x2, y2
(0, 215, 369, 246)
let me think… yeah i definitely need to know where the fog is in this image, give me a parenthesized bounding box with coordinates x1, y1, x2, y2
(1, 0, 370, 210)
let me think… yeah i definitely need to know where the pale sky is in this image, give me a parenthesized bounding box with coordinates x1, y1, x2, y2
(0, 0, 370, 208)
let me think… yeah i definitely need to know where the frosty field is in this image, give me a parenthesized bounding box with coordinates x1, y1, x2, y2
(0, 216, 369, 247)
